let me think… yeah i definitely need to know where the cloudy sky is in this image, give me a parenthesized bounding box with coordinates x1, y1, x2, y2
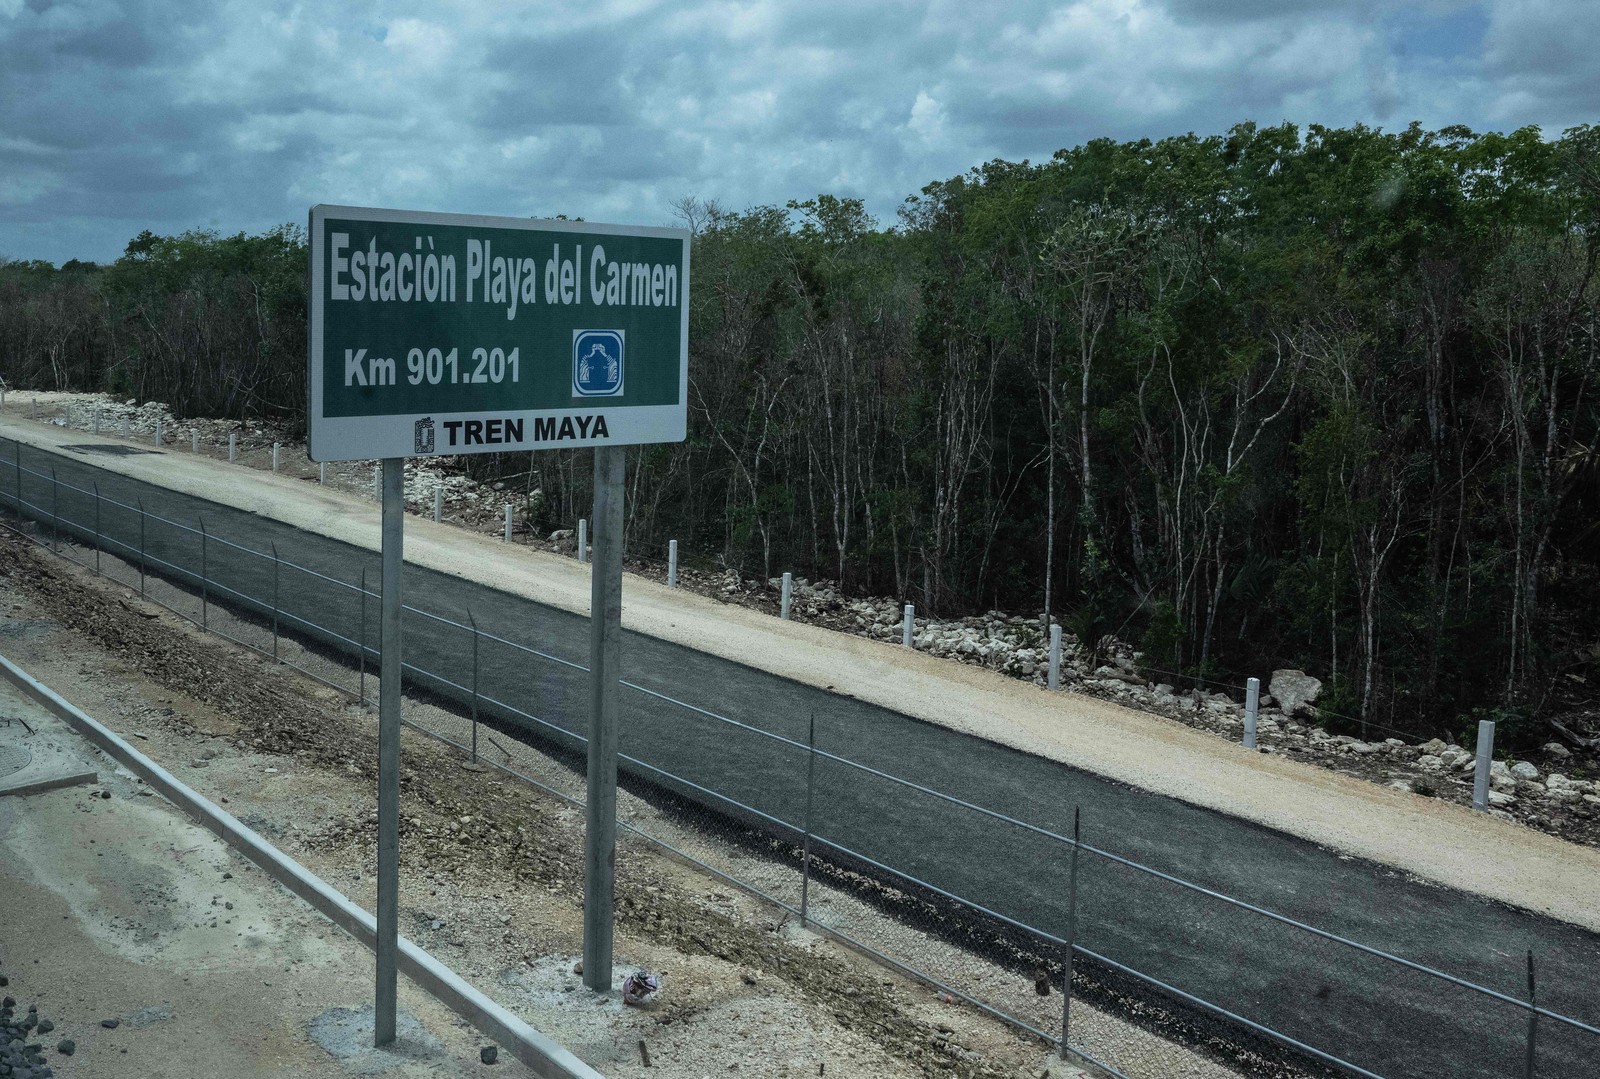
(1, 0, 1593, 264)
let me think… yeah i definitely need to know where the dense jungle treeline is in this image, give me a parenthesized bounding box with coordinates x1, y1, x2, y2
(5, 121, 1600, 742)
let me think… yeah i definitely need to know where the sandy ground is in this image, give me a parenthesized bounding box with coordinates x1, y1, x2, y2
(0, 682, 532, 1079)
(0, 534, 1254, 1079)
(4, 401, 1599, 937)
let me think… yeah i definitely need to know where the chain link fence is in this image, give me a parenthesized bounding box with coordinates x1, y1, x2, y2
(3, 436, 1598, 1079)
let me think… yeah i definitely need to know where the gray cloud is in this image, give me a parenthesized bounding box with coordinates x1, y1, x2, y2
(0, 0, 1594, 265)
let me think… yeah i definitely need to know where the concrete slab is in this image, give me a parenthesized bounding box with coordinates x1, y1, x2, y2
(0, 681, 97, 795)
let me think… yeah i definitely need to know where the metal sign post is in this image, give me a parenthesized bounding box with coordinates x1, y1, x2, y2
(374, 458, 404, 1044)
(583, 446, 625, 990)
(307, 204, 688, 1033)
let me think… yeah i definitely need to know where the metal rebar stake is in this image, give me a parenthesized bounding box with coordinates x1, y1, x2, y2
(1525, 950, 1539, 1079)
(801, 712, 817, 925)
(138, 500, 146, 596)
(271, 543, 280, 662)
(1059, 806, 1081, 1060)
(468, 608, 479, 763)
(583, 446, 625, 993)
(358, 568, 367, 705)
(374, 458, 404, 1047)
(199, 517, 209, 629)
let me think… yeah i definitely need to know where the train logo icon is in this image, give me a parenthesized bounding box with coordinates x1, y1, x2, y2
(572, 330, 625, 397)
(414, 416, 435, 454)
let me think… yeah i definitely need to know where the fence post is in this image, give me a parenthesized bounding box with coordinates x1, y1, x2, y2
(468, 608, 480, 763)
(229, 432, 237, 462)
(503, 503, 513, 542)
(199, 517, 209, 630)
(137, 499, 146, 596)
(432, 483, 441, 522)
(1059, 805, 1081, 1060)
(120, 416, 130, 439)
(272, 442, 281, 473)
(92, 481, 101, 576)
(372, 465, 380, 501)
(1244, 676, 1260, 750)
(93, 410, 100, 435)
(30, 397, 37, 418)
(191, 428, 199, 454)
(319, 461, 326, 485)
(1473, 719, 1496, 811)
(668, 539, 678, 588)
(154, 419, 162, 446)
(358, 567, 367, 705)
(801, 712, 817, 925)
(1048, 624, 1062, 690)
(50, 467, 59, 553)
(902, 604, 914, 648)
(1525, 950, 1539, 1079)
(577, 518, 587, 563)
(271, 543, 280, 663)
(781, 572, 793, 620)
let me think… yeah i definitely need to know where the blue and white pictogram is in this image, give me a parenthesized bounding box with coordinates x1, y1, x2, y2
(572, 330, 625, 397)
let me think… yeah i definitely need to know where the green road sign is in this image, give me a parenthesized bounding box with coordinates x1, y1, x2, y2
(308, 205, 689, 462)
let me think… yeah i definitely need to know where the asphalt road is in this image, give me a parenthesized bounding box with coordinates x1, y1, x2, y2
(7, 437, 1600, 1079)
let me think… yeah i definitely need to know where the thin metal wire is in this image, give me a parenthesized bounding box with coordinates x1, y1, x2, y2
(1077, 944, 1390, 1079)
(5, 442, 1599, 1045)
(394, 712, 1135, 1079)
(0, 455, 1584, 1013)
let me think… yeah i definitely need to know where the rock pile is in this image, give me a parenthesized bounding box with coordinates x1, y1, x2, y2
(764, 576, 1092, 683)
(1410, 739, 1600, 812)
(0, 985, 68, 1079)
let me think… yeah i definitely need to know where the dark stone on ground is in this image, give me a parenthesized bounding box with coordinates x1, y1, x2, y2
(32, 1023, 49, 1036)
(480, 1045, 498, 1065)
(100, 1018, 119, 1029)
(55, 1040, 73, 1056)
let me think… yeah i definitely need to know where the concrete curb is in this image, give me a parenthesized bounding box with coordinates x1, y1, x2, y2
(0, 650, 604, 1079)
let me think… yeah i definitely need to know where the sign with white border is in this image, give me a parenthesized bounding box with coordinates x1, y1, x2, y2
(307, 204, 689, 462)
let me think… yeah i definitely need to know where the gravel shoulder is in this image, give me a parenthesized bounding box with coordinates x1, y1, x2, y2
(4, 404, 1599, 935)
